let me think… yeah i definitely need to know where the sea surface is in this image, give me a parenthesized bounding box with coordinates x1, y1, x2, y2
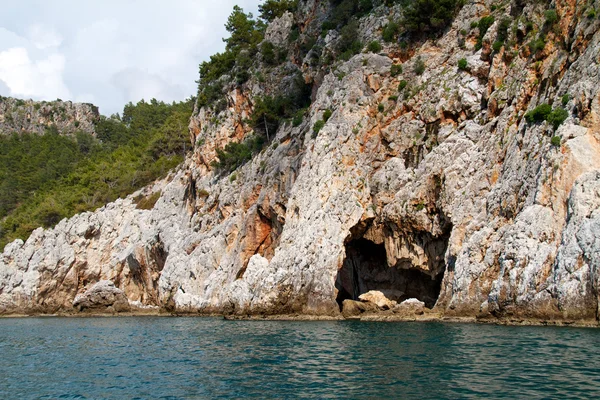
(0, 317, 598, 399)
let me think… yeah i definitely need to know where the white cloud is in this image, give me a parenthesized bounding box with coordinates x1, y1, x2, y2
(0, 78, 9, 94)
(0, 47, 71, 100)
(0, 1, 262, 115)
(27, 24, 63, 49)
(111, 68, 187, 104)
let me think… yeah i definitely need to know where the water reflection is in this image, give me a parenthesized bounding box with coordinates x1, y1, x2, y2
(0, 318, 598, 399)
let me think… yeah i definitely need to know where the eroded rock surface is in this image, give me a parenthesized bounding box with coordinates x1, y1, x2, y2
(73, 280, 130, 313)
(359, 290, 397, 310)
(0, 1, 599, 324)
(0, 97, 99, 136)
(394, 299, 426, 316)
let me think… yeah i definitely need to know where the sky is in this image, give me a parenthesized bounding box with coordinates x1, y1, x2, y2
(0, 0, 261, 116)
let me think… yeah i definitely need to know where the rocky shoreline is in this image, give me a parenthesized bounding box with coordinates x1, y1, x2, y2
(2, 1, 600, 323)
(2, 284, 597, 328)
(2, 311, 598, 329)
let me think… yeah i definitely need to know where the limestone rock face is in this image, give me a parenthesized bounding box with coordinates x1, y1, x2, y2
(394, 299, 426, 316)
(1, 2, 600, 323)
(359, 290, 396, 310)
(341, 299, 378, 318)
(0, 97, 99, 136)
(73, 280, 130, 312)
(264, 12, 293, 47)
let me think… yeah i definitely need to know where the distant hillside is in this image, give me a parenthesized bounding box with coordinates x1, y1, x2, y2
(0, 98, 194, 249)
(0, 97, 99, 136)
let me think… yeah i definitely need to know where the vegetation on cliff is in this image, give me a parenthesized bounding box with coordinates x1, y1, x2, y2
(0, 99, 194, 250)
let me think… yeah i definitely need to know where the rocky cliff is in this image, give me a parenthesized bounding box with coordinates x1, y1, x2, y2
(0, 97, 99, 136)
(1, 0, 599, 324)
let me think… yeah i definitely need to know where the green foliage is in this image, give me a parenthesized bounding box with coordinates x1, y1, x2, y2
(258, 0, 297, 22)
(95, 115, 130, 147)
(529, 36, 546, 53)
(547, 107, 569, 130)
(251, 96, 286, 137)
(75, 131, 95, 155)
(197, 53, 232, 108)
(292, 108, 307, 127)
(478, 15, 495, 36)
(289, 25, 300, 42)
(587, 8, 596, 19)
(475, 15, 495, 50)
(135, 191, 162, 210)
(524, 104, 568, 130)
(197, 6, 265, 109)
(382, 21, 400, 42)
(457, 58, 468, 70)
(327, 0, 373, 30)
(491, 17, 511, 52)
(525, 20, 534, 32)
(525, 103, 552, 123)
(312, 120, 325, 137)
(391, 64, 403, 77)
(561, 94, 570, 106)
(224, 6, 263, 53)
(300, 36, 317, 58)
(388, 95, 398, 102)
(212, 136, 264, 173)
(378, 103, 384, 112)
(367, 40, 382, 53)
(544, 9, 558, 25)
(551, 136, 561, 146)
(0, 99, 193, 250)
(398, 80, 408, 91)
(0, 132, 82, 219)
(403, 0, 465, 34)
(261, 41, 277, 65)
(337, 19, 363, 59)
(317, 0, 374, 61)
(250, 73, 311, 136)
(413, 57, 425, 75)
(497, 17, 511, 43)
(323, 109, 333, 122)
(213, 73, 310, 173)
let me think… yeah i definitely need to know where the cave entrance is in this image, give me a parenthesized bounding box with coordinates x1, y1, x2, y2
(335, 230, 450, 310)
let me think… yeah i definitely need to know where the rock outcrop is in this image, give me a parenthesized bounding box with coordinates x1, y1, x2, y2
(0, 97, 99, 136)
(358, 290, 397, 310)
(73, 280, 131, 313)
(0, 1, 599, 324)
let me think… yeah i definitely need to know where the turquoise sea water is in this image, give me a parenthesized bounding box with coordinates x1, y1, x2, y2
(0, 317, 598, 399)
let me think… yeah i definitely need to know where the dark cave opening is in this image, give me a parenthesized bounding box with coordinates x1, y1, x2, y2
(335, 234, 448, 311)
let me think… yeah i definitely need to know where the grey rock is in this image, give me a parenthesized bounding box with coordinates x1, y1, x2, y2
(73, 280, 130, 312)
(1, 3, 600, 324)
(0, 97, 98, 136)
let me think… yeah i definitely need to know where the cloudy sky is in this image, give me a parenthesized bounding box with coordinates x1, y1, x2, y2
(0, 1, 261, 115)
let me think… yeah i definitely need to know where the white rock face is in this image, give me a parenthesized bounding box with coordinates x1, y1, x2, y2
(394, 299, 426, 316)
(0, 97, 98, 136)
(359, 290, 396, 310)
(73, 280, 130, 312)
(0, 3, 599, 322)
(264, 12, 293, 47)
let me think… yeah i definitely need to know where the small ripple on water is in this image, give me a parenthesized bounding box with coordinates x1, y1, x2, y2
(0, 318, 599, 399)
